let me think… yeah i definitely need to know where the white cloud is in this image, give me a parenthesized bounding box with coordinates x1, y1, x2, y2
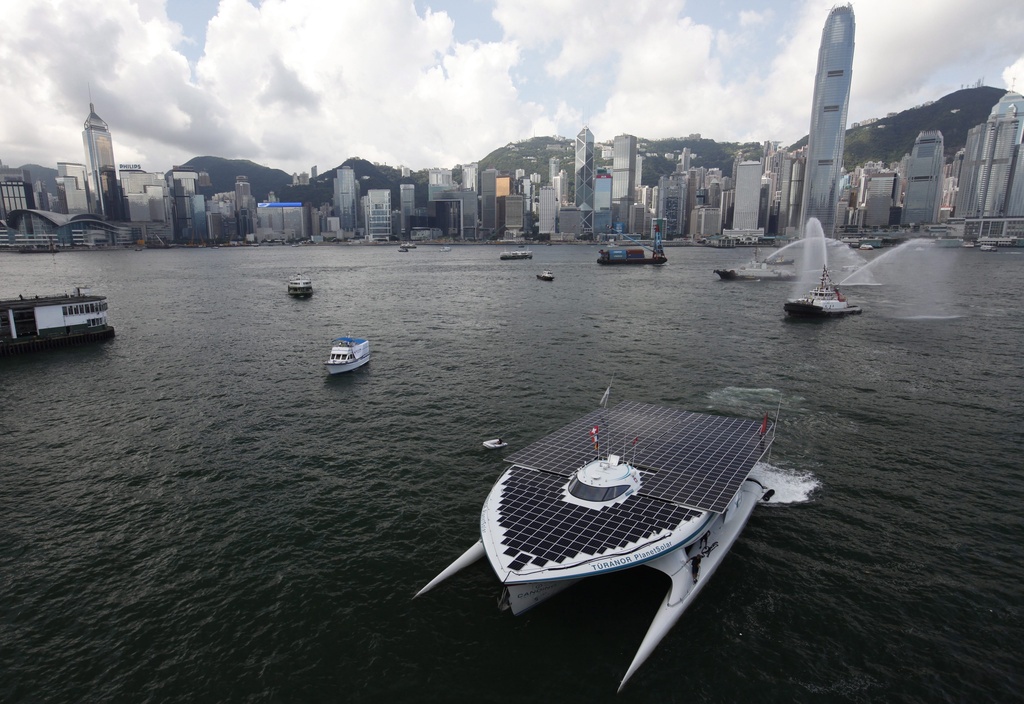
(2, 0, 1024, 176)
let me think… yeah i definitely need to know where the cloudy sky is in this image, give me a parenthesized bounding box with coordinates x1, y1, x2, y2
(2, 0, 1023, 176)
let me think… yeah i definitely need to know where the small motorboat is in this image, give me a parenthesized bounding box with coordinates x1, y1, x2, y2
(325, 337, 371, 374)
(537, 271, 554, 281)
(287, 275, 313, 297)
(784, 266, 862, 318)
(482, 438, 508, 450)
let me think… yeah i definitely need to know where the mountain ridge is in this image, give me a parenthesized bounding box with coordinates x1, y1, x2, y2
(15, 85, 1008, 210)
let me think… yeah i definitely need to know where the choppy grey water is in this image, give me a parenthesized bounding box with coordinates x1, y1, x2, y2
(1, 243, 1021, 703)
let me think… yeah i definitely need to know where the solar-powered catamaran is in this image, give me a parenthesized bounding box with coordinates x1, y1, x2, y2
(416, 397, 777, 691)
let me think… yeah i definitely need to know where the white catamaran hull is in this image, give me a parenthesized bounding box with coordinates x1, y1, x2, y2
(617, 477, 765, 690)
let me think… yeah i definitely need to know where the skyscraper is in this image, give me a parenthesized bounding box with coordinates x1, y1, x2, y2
(955, 91, 1024, 218)
(901, 131, 944, 225)
(801, 5, 855, 237)
(334, 166, 357, 231)
(400, 183, 416, 235)
(575, 126, 594, 235)
(612, 134, 637, 225)
(365, 189, 391, 240)
(169, 166, 198, 242)
(82, 103, 121, 219)
(56, 162, 89, 215)
(732, 161, 764, 231)
(235, 176, 255, 237)
(461, 163, 478, 192)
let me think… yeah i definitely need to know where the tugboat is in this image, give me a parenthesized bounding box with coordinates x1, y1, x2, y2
(536, 270, 554, 281)
(416, 393, 777, 691)
(784, 266, 862, 317)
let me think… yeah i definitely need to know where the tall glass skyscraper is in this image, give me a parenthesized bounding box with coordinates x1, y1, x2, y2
(955, 91, 1024, 218)
(901, 131, 944, 224)
(575, 126, 594, 235)
(82, 103, 120, 219)
(612, 134, 637, 225)
(334, 166, 357, 231)
(801, 4, 855, 237)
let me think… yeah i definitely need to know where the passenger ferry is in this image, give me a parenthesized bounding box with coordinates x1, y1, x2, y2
(0, 287, 114, 356)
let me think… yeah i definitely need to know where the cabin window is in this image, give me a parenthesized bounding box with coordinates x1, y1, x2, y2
(567, 476, 631, 503)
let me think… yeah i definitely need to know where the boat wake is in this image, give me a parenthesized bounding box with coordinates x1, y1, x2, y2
(748, 461, 819, 504)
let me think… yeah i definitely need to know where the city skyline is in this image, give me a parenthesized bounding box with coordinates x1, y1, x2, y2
(1, 0, 1023, 175)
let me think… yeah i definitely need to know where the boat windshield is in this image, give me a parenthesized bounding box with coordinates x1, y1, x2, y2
(567, 476, 631, 503)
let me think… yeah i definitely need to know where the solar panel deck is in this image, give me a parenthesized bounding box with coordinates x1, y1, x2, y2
(503, 401, 773, 514)
(492, 402, 773, 573)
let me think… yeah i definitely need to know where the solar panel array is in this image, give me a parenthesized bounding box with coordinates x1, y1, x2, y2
(504, 401, 773, 513)
(496, 466, 700, 571)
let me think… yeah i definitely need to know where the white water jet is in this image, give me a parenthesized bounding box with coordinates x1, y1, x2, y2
(837, 237, 960, 317)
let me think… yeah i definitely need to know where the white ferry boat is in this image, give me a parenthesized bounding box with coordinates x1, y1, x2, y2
(499, 246, 533, 260)
(0, 287, 115, 356)
(287, 275, 313, 297)
(417, 396, 777, 690)
(324, 337, 370, 374)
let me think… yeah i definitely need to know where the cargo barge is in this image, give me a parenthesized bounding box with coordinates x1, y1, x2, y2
(0, 288, 115, 357)
(596, 247, 667, 265)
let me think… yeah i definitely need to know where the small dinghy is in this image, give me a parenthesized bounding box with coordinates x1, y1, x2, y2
(482, 438, 508, 450)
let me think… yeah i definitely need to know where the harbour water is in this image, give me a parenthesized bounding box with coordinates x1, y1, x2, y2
(1, 244, 1021, 702)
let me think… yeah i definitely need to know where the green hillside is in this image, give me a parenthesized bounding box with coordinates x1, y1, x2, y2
(18, 86, 1004, 213)
(790, 85, 1004, 167)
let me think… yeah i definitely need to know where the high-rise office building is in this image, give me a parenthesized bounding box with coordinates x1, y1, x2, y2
(121, 168, 168, 223)
(955, 91, 1024, 218)
(732, 161, 764, 231)
(334, 166, 358, 231)
(549, 157, 559, 185)
(235, 176, 255, 237)
(365, 189, 392, 240)
(82, 103, 121, 219)
(801, 4, 855, 237)
(575, 126, 594, 235)
(612, 134, 637, 224)
(537, 186, 558, 235)
(593, 171, 613, 235)
(657, 175, 686, 238)
(169, 166, 198, 242)
(901, 131, 944, 225)
(0, 165, 35, 220)
(400, 183, 416, 235)
(861, 173, 899, 227)
(56, 162, 89, 215)
(481, 168, 498, 235)
(428, 169, 453, 201)
(461, 163, 478, 192)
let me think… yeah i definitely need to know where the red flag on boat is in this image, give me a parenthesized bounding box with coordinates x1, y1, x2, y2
(759, 413, 768, 436)
(590, 425, 600, 449)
